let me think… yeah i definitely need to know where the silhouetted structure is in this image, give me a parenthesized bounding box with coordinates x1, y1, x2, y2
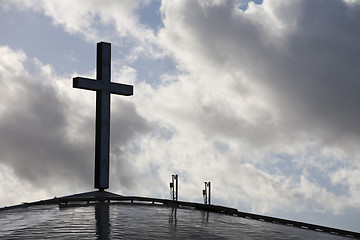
(169, 174, 178, 201)
(203, 181, 211, 205)
(73, 42, 133, 190)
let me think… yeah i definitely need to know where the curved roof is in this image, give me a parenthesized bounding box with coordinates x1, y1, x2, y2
(0, 191, 357, 239)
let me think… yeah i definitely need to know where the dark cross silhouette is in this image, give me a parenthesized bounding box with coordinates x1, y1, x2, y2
(73, 42, 133, 190)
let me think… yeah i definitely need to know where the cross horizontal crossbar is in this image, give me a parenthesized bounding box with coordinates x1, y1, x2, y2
(73, 77, 133, 96)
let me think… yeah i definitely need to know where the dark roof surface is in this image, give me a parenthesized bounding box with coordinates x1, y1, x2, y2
(0, 191, 358, 239)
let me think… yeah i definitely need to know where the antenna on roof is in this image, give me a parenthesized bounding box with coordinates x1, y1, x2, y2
(169, 174, 178, 201)
(203, 181, 211, 205)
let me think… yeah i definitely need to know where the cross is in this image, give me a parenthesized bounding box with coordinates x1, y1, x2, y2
(73, 42, 133, 190)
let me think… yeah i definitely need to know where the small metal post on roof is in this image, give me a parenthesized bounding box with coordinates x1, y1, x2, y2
(208, 182, 211, 205)
(203, 183, 207, 204)
(203, 182, 211, 205)
(169, 174, 178, 201)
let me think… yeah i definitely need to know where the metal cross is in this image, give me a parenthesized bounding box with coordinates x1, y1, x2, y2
(73, 42, 133, 190)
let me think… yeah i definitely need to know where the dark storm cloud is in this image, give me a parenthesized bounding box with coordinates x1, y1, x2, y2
(161, 0, 360, 155)
(268, 0, 360, 147)
(0, 65, 89, 188)
(110, 100, 153, 189)
(0, 47, 151, 191)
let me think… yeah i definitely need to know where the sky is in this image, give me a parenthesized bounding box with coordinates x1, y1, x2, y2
(0, 0, 360, 233)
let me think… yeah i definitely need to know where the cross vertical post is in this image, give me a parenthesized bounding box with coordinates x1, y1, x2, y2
(73, 42, 133, 191)
(95, 42, 111, 190)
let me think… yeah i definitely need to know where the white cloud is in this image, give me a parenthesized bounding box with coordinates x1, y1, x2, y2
(342, 0, 360, 6)
(0, 164, 53, 206)
(1, 0, 163, 60)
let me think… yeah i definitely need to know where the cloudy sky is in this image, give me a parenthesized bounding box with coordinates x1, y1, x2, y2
(1, 0, 360, 232)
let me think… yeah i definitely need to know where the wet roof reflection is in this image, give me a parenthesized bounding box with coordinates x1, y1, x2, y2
(0, 203, 352, 239)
